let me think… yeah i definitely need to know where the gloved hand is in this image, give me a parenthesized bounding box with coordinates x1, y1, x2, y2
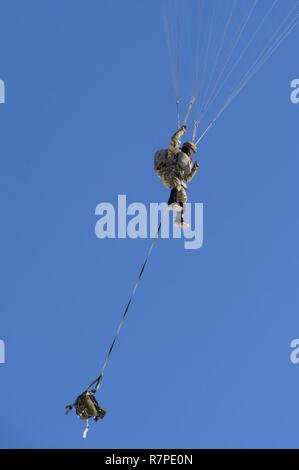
(180, 124, 187, 133)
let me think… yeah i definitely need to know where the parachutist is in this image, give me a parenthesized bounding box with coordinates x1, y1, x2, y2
(154, 125, 200, 228)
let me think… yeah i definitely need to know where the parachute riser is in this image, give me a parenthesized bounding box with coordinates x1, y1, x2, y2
(182, 96, 195, 127)
(192, 120, 200, 143)
(176, 98, 181, 130)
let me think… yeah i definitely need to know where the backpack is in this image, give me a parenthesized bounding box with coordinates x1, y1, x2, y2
(74, 391, 106, 421)
(154, 149, 179, 173)
(154, 149, 169, 172)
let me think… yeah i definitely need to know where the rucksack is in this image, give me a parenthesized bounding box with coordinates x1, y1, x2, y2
(66, 390, 106, 422)
(75, 391, 106, 421)
(154, 149, 169, 172)
(154, 149, 179, 173)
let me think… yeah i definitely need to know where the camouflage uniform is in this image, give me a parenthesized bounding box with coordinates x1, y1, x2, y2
(160, 127, 199, 204)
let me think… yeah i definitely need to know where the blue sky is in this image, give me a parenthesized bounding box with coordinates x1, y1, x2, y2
(0, 0, 299, 449)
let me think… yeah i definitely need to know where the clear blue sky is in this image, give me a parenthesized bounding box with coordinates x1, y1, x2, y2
(0, 0, 299, 449)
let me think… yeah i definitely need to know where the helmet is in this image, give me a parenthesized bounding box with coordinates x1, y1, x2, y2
(182, 141, 197, 154)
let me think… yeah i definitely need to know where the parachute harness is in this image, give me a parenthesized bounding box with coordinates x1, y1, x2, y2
(66, 223, 162, 436)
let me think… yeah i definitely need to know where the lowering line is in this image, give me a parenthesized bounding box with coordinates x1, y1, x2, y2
(88, 222, 162, 393)
(66, 222, 162, 430)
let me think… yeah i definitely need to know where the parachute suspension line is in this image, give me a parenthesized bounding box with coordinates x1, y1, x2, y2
(198, 0, 253, 120)
(199, 0, 258, 121)
(174, 0, 183, 105)
(192, 0, 237, 138)
(196, 0, 237, 114)
(192, 0, 204, 99)
(222, 3, 299, 113)
(162, 1, 180, 100)
(199, 0, 280, 123)
(162, 0, 184, 128)
(207, 0, 237, 88)
(197, 0, 217, 118)
(196, 8, 299, 146)
(87, 223, 162, 394)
